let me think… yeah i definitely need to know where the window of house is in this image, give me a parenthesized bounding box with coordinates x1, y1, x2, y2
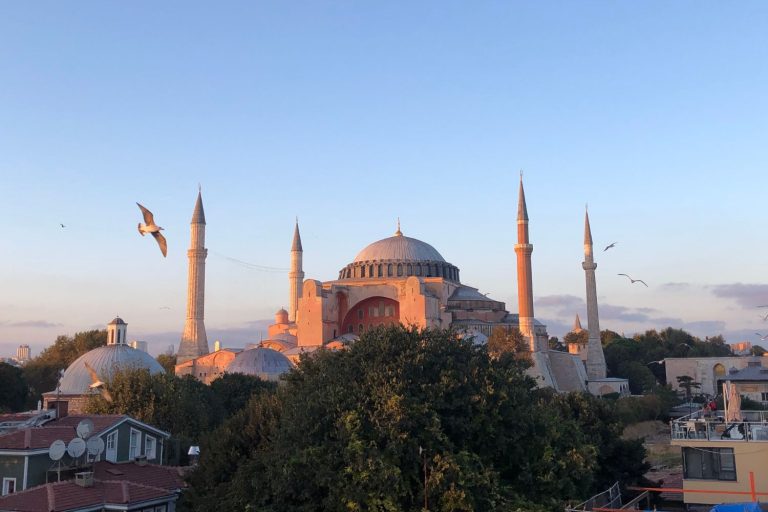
(762, 392, 768, 402)
(358, 309, 364, 320)
(683, 447, 736, 481)
(2, 478, 16, 495)
(129, 428, 141, 460)
(145, 435, 157, 460)
(106, 431, 118, 462)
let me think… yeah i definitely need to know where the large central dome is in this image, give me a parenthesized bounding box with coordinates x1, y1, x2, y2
(354, 234, 445, 263)
(339, 227, 460, 282)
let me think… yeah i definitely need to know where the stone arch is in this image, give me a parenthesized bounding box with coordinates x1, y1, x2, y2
(340, 296, 399, 334)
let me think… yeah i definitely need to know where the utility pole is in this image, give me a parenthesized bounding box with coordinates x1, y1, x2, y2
(420, 446, 428, 511)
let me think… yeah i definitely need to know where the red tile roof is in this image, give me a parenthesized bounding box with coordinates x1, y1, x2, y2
(93, 461, 187, 491)
(0, 462, 185, 511)
(0, 415, 169, 451)
(0, 479, 176, 512)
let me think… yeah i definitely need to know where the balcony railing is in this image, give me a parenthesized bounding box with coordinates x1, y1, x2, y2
(671, 410, 768, 442)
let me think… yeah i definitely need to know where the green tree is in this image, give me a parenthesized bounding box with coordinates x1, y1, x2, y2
(0, 363, 28, 412)
(488, 326, 530, 365)
(156, 353, 177, 374)
(563, 330, 589, 347)
(85, 369, 225, 462)
(751, 345, 766, 356)
(181, 326, 647, 512)
(209, 372, 276, 417)
(676, 375, 701, 401)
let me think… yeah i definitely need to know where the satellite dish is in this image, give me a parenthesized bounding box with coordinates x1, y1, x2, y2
(49, 440, 66, 461)
(76, 419, 94, 439)
(86, 436, 105, 456)
(67, 437, 86, 458)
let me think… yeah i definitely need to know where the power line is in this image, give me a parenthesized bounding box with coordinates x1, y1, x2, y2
(209, 250, 289, 273)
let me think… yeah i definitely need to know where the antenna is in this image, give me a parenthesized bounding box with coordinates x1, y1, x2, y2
(76, 419, 94, 439)
(86, 436, 105, 458)
(67, 438, 86, 458)
(49, 440, 66, 461)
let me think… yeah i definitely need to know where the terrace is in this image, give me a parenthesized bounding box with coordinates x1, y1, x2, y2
(671, 410, 768, 442)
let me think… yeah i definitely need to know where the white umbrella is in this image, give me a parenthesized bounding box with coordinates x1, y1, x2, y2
(725, 381, 742, 423)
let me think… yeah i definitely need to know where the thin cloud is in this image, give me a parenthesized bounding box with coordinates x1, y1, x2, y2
(710, 283, 768, 308)
(6, 320, 63, 328)
(535, 295, 585, 309)
(660, 282, 692, 291)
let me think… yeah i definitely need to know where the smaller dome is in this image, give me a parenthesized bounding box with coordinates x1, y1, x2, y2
(275, 308, 289, 324)
(58, 345, 164, 394)
(226, 347, 292, 381)
(108, 317, 126, 326)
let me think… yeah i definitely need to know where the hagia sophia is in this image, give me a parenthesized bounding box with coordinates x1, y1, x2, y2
(175, 178, 628, 396)
(43, 179, 628, 414)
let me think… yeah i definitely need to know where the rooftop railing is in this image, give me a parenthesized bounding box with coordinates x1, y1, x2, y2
(671, 410, 768, 442)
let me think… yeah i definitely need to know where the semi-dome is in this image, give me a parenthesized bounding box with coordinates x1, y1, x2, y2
(226, 347, 292, 381)
(353, 234, 445, 263)
(58, 345, 164, 394)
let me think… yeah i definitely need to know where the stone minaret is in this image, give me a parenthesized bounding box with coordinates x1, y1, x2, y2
(177, 190, 209, 364)
(583, 208, 607, 379)
(288, 219, 304, 322)
(515, 176, 538, 352)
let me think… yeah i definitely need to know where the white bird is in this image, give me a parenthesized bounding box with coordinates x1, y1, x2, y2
(136, 203, 167, 257)
(604, 242, 617, 251)
(759, 312, 768, 321)
(84, 361, 113, 403)
(756, 333, 768, 341)
(618, 273, 648, 287)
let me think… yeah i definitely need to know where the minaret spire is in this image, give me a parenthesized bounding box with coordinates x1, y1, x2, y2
(582, 207, 607, 379)
(289, 218, 305, 322)
(514, 175, 538, 351)
(177, 189, 210, 365)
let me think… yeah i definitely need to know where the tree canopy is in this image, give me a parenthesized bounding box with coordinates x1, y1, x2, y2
(0, 363, 28, 412)
(181, 326, 647, 512)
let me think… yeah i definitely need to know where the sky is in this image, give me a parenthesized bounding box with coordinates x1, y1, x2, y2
(1, 1, 767, 357)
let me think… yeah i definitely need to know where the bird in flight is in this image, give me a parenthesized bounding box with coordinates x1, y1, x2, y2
(618, 273, 648, 287)
(84, 361, 113, 403)
(757, 305, 768, 308)
(59, 223, 66, 228)
(759, 312, 768, 321)
(756, 333, 768, 341)
(604, 242, 617, 251)
(137, 203, 167, 257)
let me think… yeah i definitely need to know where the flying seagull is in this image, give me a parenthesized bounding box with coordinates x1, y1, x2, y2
(84, 361, 113, 403)
(618, 273, 648, 287)
(59, 223, 66, 228)
(756, 333, 768, 341)
(604, 242, 617, 251)
(759, 312, 768, 321)
(136, 203, 167, 257)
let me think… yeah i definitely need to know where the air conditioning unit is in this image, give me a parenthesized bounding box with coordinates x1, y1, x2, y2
(75, 471, 94, 488)
(134, 455, 148, 466)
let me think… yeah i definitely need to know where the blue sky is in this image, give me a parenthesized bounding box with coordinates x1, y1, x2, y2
(1, 1, 767, 356)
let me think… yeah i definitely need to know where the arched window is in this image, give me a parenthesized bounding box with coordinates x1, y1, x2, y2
(714, 363, 726, 378)
(388, 264, 393, 277)
(407, 264, 412, 275)
(397, 264, 403, 277)
(361, 265, 366, 278)
(378, 264, 383, 277)
(369, 265, 374, 278)
(358, 323, 364, 333)
(415, 265, 422, 276)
